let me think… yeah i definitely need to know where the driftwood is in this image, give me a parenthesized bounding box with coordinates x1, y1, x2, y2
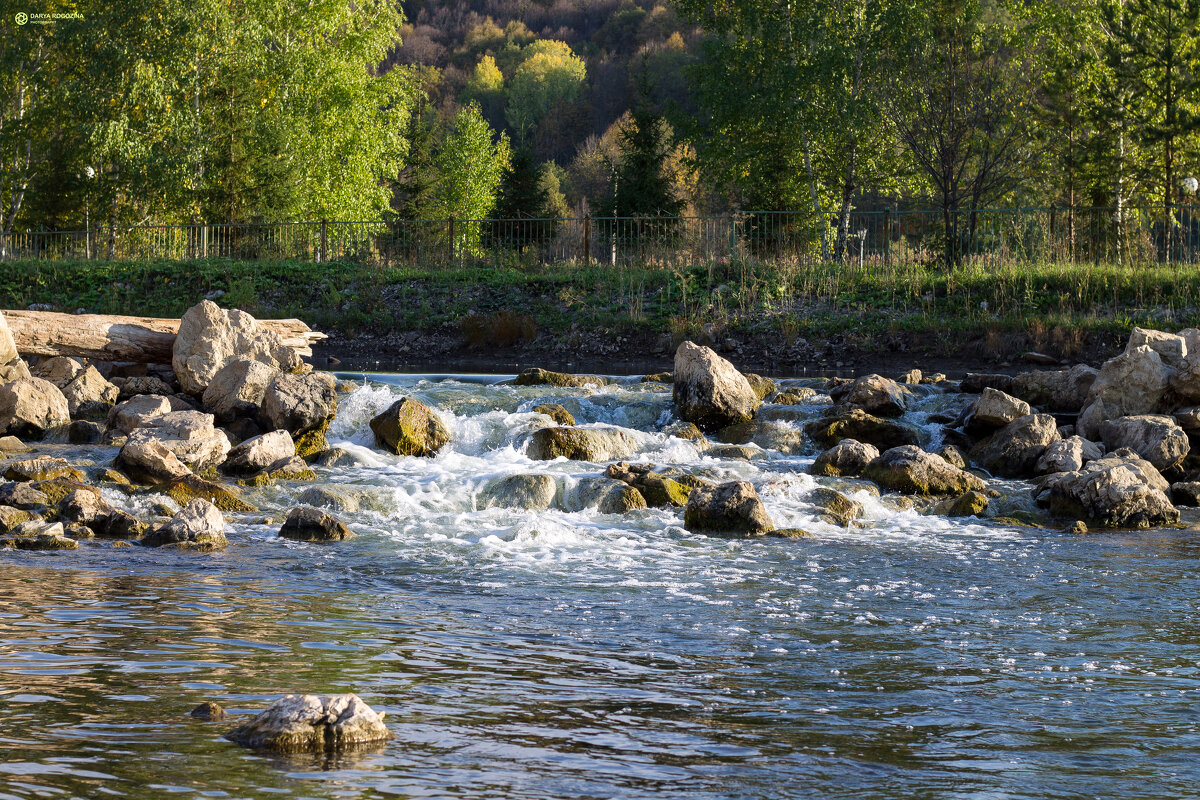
(5, 310, 325, 364)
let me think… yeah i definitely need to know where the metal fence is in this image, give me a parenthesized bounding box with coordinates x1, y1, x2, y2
(4, 206, 1200, 268)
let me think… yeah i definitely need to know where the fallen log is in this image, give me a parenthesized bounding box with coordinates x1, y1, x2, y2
(5, 310, 326, 364)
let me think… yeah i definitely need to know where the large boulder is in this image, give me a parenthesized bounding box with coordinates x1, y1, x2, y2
(1085, 345, 1170, 420)
(60, 367, 119, 418)
(124, 411, 231, 473)
(142, 499, 226, 550)
(32, 356, 84, 387)
(479, 474, 557, 510)
(369, 397, 450, 457)
(810, 439, 879, 477)
(1169, 351, 1200, 405)
(1036, 436, 1103, 475)
(114, 439, 192, 484)
(279, 506, 353, 541)
(1099, 415, 1190, 472)
(107, 394, 175, 434)
(260, 372, 337, 436)
(225, 694, 389, 752)
(0, 311, 17, 366)
(0, 377, 69, 439)
(683, 481, 774, 536)
(832, 374, 908, 417)
(1127, 327, 1187, 367)
(968, 387, 1030, 431)
(1010, 365, 1099, 412)
(526, 426, 638, 462)
(568, 477, 647, 513)
(672, 341, 760, 431)
(969, 413, 1060, 478)
(202, 358, 280, 423)
(803, 408, 920, 451)
(223, 430, 295, 475)
(172, 300, 302, 395)
(1035, 452, 1178, 528)
(863, 446, 986, 495)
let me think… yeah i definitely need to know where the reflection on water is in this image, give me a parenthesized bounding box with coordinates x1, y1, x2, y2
(2, 375, 1200, 798)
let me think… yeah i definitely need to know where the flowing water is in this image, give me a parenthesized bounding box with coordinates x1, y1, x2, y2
(2, 374, 1199, 799)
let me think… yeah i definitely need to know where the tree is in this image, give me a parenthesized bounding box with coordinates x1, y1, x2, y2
(425, 102, 511, 255)
(463, 54, 506, 130)
(614, 106, 683, 219)
(394, 90, 439, 220)
(505, 40, 587, 142)
(493, 146, 549, 247)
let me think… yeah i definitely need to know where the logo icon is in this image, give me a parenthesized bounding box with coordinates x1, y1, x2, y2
(15, 12, 27, 24)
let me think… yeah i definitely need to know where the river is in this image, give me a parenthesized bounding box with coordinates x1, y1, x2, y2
(1, 373, 1198, 799)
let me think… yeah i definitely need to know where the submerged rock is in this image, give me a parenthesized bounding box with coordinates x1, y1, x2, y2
(570, 477, 648, 514)
(514, 368, 607, 388)
(672, 341, 760, 431)
(369, 398, 450, 457)
(479, 474, 558, 510)
(809, 487, 861, 527)
(225, 693, 389, 752)
(863, 446, 986, 496)
(297, 486, 361, 513)
(532, 403, 575, 426)
(191, 702, 226, 720)
(279, 506, 353, 541)
(526, 426, 637, 462)
(163, 475, 257, 513)
(683, 481, 774, 536)
(2, 520, 76, 550)
(928, 491, 989, 518)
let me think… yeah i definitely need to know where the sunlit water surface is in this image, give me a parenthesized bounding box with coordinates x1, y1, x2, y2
(2, 374, 1200, 799)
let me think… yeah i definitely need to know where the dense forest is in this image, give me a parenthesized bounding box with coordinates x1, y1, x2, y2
(1, 0, 1198, 256)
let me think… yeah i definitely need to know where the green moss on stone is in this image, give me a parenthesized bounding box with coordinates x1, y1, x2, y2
(164, 475, 258, 513)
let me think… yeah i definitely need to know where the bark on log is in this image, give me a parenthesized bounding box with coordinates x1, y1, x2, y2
(4, 310, 325, 363)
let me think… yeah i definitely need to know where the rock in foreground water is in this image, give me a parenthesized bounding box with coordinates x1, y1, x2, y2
(279, 506, 353, 541)
(863, 446, 986, 496)
(1036, 452, 1178, 528)
(225, 693, 389, 752)
(684, 481, 774, 536)
(369, 398, 450, 457)
(143, 499, 226, 550)
(526, 426, 638, 462)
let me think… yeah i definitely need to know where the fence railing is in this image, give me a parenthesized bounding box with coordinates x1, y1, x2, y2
(4, 206, 1200, 268)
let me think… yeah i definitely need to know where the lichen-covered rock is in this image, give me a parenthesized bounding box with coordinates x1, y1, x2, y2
(369, 397, 450, 457)
(2, 520, 76, 550)
(1035, 452, 1178, 528)
(744, 373, 777, 401)
(238, 456, 317, 487)
(526, 426, 637, 462)
(1099, 415, 1190, 472)
(163, 475, 257, 513)
(532, 403, 575, 426)
(143, 499, 226, 550)
(832, 374, 909, 418)
(313, 447, 365, 468)
(803, 408, 920, 452)
(125, 411, 231, 473)
(279, 506, 353, 541)
(115, 439, 192, 484)
(191, 702, 226, 720)
(0, 481, 50, 509)
(3, 456, 84, 483)
(223, 430, 295, 475)
(479, 473, 558, 510)
(57, 489, 146, 539)
(172, 300, 302, 395)
(771, 387, 817, 405)
(0, 377, 69, 439)
(929, 491, 990, 517)
(672, 341, 760, 431)
(514, 368, 606, 388)
(203, 358, 280, 423)
(604, 462, 693, 507)
(225, 693, 389, 752)
(810, 439, 879, 477)
(1036, 436, 1103, 475)
(809, 487, 861, 527)
(968, 387, 1031, 431)
(863, 445, 986, 496)
(0, 505, 33, 532)
(260, 372, 337, 436)
(569, 477, 648, 513)
(969, 414, 1060, 478)
(1010, 365, 1099, 412)
(683, 481, 774, 536)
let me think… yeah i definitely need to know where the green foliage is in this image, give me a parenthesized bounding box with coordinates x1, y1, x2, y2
(504, 40, 588, 141)
(425, 103, 511, 254)
(614, 102, 684, 219)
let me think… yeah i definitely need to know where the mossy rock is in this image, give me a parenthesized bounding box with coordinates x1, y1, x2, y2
(641, 372, 672, 384)
(771, 387, 817, 405)
(0, 507, 34, 532)
(295, 421, 331, 460)
(32, 478, 98, 507)
(370, 398, 450, 457)
(533, 404, 575, 426)
(744, 373, 777, 401)
(639, 474, 692, 508)
(514, 368, 607, 388)
(11, 533, 78, 551)
(929, 490, 990, 518)
(803, 409, 920, 451)
(239, 466, 318, 488)
(163, 475, 258, 513)
(809, 487, 862, 527)
(768, 528, 815, 539)
(92, 467, 134, 488)
(3, 457, 86, 483)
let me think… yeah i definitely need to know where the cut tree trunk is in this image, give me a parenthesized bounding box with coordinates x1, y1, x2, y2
(4, 310, 325, 364)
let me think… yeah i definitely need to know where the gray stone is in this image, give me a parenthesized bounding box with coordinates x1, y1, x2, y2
(863, 445, 987, 496)
(479, 473, 557, 510)
(223, 430, 295, 475)
(683, 481, 774, 536)
(143, 499, 226, 549)
(202, 358, 280, 423)
(832, 374, 909, 417)
(225, 693, 389, 752)
(260, 372, 337, 435)
(1099, 415, 1190, 472)
(526, 426, 637, 462)
(969, 414, 1060, 478)
(1036, 452, 1177, 528)
(125, 411, 231, 473)
(0, 377, 69, 439)
(279, 506, 353, 541)
(672, 341, 760, 431)
(810, 439, 879, 478)
(172, 300, 302, 395)
(969, 387, 1031, 430)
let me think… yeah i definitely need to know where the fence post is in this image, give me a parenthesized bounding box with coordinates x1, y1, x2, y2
(883, 207, 891, 269)
(448, 217, 456, 263)
(583, 214, 591, 265)
(319, 218, 328, 263)
(728, 210, 737, 260)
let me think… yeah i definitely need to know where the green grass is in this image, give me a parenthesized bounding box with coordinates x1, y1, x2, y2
(1, 256, 1197, 348)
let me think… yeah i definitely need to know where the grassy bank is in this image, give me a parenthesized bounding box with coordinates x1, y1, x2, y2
(1, 257, 1196, 359)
